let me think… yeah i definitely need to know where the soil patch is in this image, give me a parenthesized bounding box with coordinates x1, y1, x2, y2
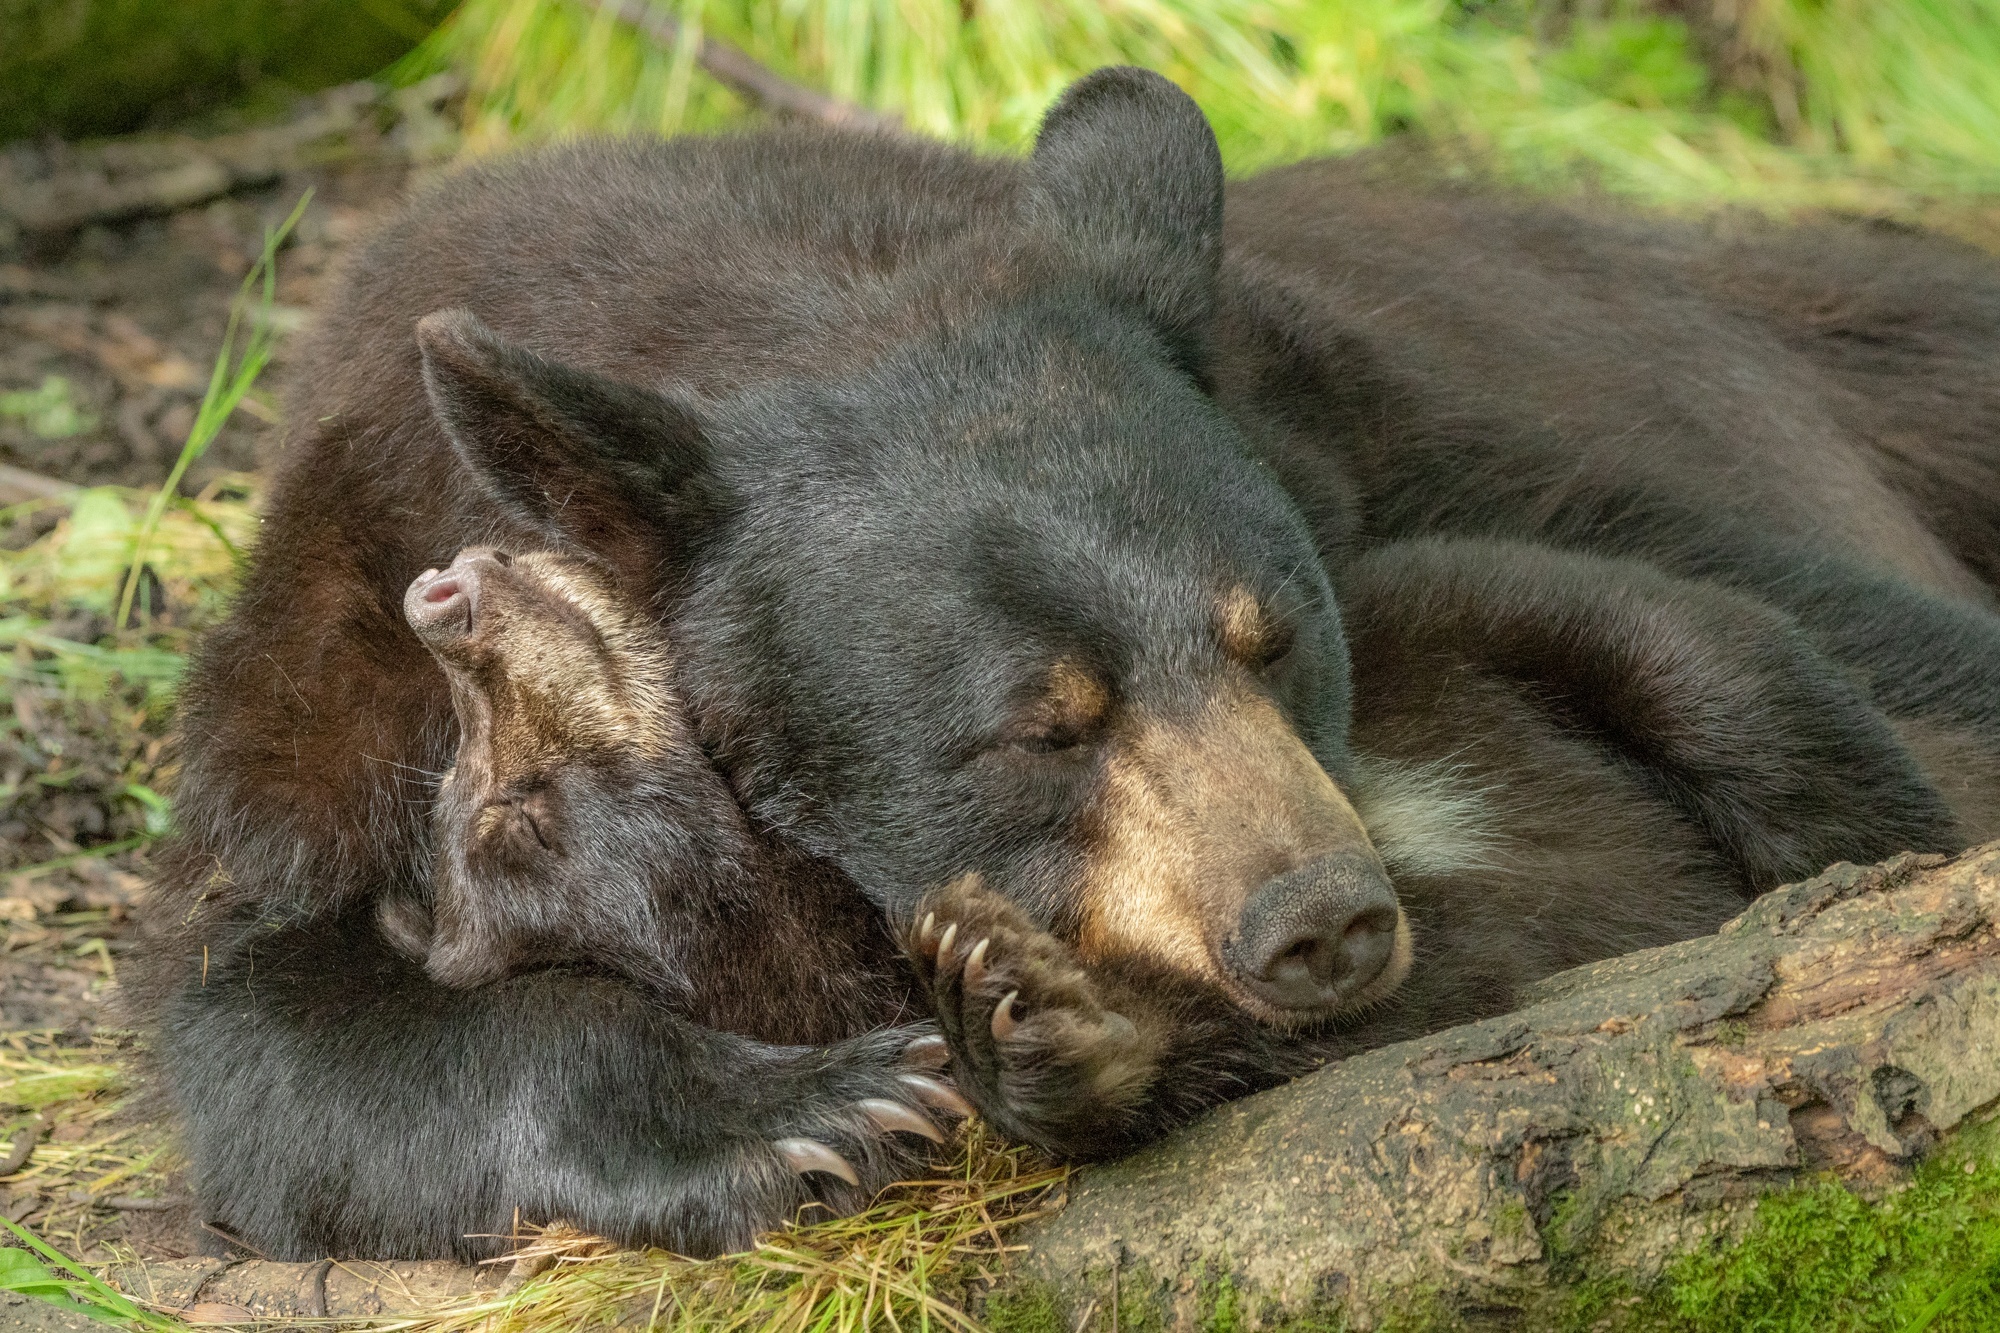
(1, 79, 441, 1265)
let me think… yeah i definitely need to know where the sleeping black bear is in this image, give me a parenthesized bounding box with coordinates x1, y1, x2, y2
(128, 66, 2000, 1261)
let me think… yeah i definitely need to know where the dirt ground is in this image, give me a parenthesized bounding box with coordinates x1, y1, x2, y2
(0, 78, 447, 1027)
(1, 79, 447, 1265)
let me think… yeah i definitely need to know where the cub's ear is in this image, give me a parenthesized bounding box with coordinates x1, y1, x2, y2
(1024, 66, 1224, 382)
(416, 308, 715, 581)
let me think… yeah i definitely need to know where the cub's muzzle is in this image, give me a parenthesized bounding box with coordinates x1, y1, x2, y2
(406, 546, 513, 644)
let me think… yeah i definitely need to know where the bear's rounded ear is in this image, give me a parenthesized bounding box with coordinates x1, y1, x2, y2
(1024, 66, 1224, 383)
(416, 308, 717, 583)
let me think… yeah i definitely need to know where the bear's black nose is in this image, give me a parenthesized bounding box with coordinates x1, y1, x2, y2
(1227, 854, 1403, 1012)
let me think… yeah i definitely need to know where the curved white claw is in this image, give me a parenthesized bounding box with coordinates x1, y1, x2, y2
(936, 922, 959, 959)
(991, 990, 1021, 1041)
(896, 1072, 974, 1119)
(855, 1097, 945, 1144)
(774, 1137, 859, 1187)
(901, 1033, 950, 1069)
(963, 937, 991, 989)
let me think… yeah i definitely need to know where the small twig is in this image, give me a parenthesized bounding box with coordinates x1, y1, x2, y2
(68, 1190, 187, 1212)
(589, 0, 904, 135)
(308, 1257, 333, 1319)
(0, 1114, 45, 1175)
(200, 1219, 273, 1260)
(6, 836, 151, 884)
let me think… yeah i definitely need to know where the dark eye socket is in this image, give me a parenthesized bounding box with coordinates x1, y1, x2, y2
(1252, 620, 1297, 672)
(1007, 723, 1090, 754)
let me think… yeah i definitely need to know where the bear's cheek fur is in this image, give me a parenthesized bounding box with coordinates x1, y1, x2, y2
(1068, 682, 1386, 1007)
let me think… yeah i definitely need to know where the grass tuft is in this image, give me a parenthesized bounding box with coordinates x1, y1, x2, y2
(415, 1126, 1066, 1333)
(0, 1033, 1072, 1332)
(0, 1034, 177, 1273)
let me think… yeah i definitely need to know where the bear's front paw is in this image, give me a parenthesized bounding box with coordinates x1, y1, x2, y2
(904, 875, 1160, 1158)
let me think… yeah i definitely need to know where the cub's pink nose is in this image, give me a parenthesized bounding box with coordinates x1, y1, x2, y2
(404, 548, 510, 642)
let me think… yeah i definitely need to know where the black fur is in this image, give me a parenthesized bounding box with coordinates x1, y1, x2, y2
(127, 68, 2000, 1260)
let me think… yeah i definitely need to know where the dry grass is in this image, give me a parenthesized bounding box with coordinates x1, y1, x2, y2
(0, 1031, 177, 1266)
(418, 1129, 1066, 1333)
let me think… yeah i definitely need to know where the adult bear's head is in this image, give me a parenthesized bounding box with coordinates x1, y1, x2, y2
(412, 68, 1407, 1025)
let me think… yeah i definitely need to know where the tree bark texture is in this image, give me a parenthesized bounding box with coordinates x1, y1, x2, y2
(1008, 842, 2000, 1329)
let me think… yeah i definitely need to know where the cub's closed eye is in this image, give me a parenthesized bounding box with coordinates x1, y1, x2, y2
(515, 800, 553, 850)
(477, 790, 560, 857)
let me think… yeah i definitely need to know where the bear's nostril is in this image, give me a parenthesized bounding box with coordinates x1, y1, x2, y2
(1271, 935, 1335, 988)
(422, 577, 463, 604)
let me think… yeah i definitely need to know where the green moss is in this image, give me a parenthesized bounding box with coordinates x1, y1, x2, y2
(1370, 1285, 1462, 1333)
(1645, 1117, 2000, 1332)
(1493, 1195, 1535, 1246)
(1531, 1115, 2000, 1333)
(0, 0, 455, 140)
(1199, 1266, 1245, 1333)
(1540, 1188, 1595, 1279)
(984, 1279, 1068, 1333)
(1709, 1019, 1753, 1048)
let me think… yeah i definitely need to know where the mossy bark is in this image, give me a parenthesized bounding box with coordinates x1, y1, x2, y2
(0, 0, 448, 143)
(1004, 842, 2000, 1330)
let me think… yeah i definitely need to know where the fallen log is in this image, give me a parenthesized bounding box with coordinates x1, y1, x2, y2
(97, 845, 1999, 1327)
(0, 82, 386, 237)
(1004, 842, 2000, 1329)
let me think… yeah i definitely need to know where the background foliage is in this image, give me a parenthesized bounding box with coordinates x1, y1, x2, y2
(392, 0, 2000, 223)
(6, 0, 2000, 221)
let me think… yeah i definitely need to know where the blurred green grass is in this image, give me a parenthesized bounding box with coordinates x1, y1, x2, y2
(393, 0, 2000, 228)
(7, 1, 2000, 223)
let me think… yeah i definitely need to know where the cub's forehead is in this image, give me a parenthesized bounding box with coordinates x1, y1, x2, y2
(508, 551, 627, 625)
(480, 551, 672, 678)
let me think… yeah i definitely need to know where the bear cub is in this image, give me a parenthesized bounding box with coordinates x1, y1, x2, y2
(386, 545, 974, 1216)
(389, 545, 937, 1045)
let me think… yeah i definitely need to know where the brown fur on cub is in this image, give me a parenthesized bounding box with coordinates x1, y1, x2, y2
(390, 546, 907, 1046)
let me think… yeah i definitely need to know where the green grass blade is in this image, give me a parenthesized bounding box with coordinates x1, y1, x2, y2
(0, 1218, 182, 1331)
(116, 190, 310, 630)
